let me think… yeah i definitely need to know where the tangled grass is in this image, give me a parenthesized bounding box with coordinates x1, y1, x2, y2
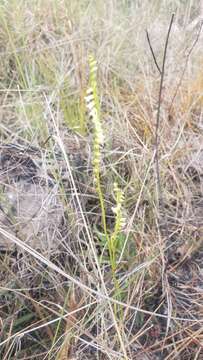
(0, 1, 202, 359)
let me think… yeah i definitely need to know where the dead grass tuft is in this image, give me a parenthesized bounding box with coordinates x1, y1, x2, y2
(0, 1, 202, 359)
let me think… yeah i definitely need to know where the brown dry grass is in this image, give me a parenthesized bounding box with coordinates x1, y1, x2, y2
(0, 1, 202, 359)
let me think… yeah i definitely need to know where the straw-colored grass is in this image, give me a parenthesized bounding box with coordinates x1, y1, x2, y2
(0, 1, 202, 359)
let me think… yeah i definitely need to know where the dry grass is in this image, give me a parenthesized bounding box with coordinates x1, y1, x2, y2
(0, 1, 202, 359)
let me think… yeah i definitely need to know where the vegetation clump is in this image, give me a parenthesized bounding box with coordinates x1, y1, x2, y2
(0, 1, 202, 359)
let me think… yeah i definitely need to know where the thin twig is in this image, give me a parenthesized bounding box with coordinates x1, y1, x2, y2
(155, 14, 174, 211)
(146, 30, 162, 75)
(154, 13, 175, 336)
(168, 20, 203, 115)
